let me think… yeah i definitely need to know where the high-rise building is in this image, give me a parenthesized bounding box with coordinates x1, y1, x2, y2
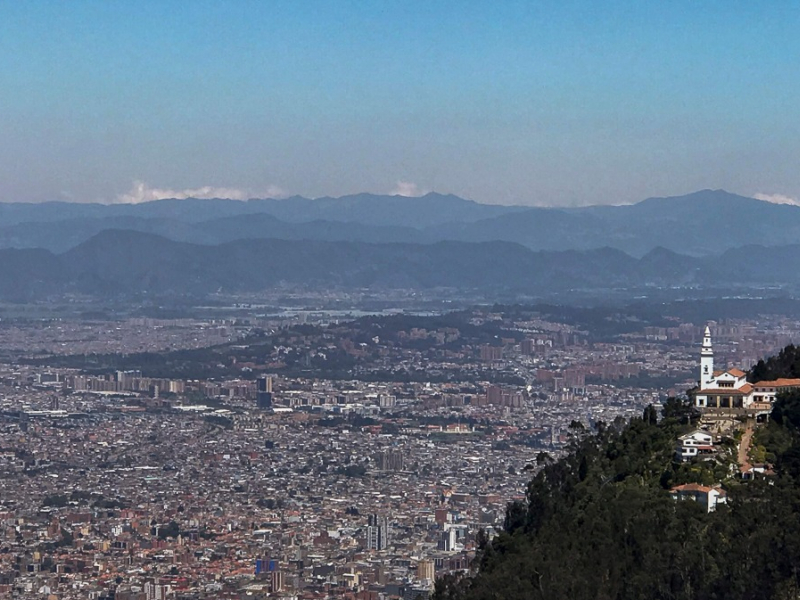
(366, 514, 390, 550)
(378, 394, 396, 408)
(257, 375, 273, 409)
(258, 375, 273, 393)
(269, 571, 283, 593)
(375, 449, 404, 471)
(438, 528, 458, 552)
(144, 581, 171, 600)
(485, 385, 503, 404)
(480, 345, 503, 361)
(116, 370, 142, 390)
(417, 559, 435, 582)
(520, 338, 535, 355)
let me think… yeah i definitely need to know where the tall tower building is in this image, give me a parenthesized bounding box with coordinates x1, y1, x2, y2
(417, 559, 435, 582)
(366, 514, 390, 550)
(700, 325, 714, 388)
(258, 375, 273, 393)
(257, 375, 273, 409)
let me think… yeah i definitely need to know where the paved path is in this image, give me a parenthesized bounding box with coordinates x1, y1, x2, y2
(738, 420, 755, 473)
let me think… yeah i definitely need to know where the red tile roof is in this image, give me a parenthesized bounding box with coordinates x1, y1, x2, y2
(753, 378, 800, 388)
(671, 483, 712, 493)
(696, 383, 752, 395)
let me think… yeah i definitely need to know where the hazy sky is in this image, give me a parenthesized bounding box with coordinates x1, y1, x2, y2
(1, 1, 799, 206)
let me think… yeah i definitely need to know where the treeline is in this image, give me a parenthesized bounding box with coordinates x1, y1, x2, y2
(750, 344, 800, 382)
(435, 391, 800, 600)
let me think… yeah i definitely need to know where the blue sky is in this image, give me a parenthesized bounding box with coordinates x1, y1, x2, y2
(1, 1, 798, 205)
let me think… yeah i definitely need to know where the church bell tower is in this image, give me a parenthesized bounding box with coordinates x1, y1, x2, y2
(700, 325, 714, 388)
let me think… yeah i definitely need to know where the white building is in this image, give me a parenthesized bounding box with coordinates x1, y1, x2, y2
(691, 325, 800, 410)
(670, 483, 727, 512)
(676, 430, 715, 461)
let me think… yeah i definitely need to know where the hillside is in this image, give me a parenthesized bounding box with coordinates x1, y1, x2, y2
(434, 386, 800, 600)
(0, 231, 799, 300)
(0, 214, 432, 253)
(56, 233, 648, 295)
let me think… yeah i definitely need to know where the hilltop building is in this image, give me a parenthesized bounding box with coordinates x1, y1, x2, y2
(691, 325, 800, 410)
(670, 483, 727, 512)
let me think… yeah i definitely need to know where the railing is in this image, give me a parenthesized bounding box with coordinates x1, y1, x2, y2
(700, 406, 771, 417)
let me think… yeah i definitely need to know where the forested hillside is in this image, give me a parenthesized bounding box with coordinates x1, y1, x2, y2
(749, 344, 800, 382)
(434, 387, 800, 600)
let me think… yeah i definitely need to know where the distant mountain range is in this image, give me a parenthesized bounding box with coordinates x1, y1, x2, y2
(0, 193, 522, 228)
(0, 229, 798, 301)
(1, 189, 799, 257)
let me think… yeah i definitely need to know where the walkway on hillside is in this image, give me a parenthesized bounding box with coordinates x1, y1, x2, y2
(738, 420, 755, 473)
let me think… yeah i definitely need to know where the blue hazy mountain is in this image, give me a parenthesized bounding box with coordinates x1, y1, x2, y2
(0, 214, 433, 253)
(0, 192, 524, 228)
(433, 189, 800, 256)
(0, 230, 797, 301)
(1, 189, 799, 256)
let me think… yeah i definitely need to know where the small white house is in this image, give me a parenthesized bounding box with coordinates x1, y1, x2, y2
(676, 430, 714, 461)
(670, 483, 727, 512)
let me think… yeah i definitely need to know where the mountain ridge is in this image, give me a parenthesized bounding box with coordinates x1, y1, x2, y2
(0, 230, 797, 301)
(0, 189, 798, 256)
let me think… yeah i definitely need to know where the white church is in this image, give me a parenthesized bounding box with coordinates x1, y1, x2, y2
(691, 325, 800, 410)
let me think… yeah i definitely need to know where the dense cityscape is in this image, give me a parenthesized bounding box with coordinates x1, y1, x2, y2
(0, 302, 798, 599)
(5, 3, 800, 598)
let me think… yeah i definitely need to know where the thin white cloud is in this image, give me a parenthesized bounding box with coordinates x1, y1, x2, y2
(754, 192, 800, 206)
(389, 181, 428, 197)
(113, 181, 286, 204)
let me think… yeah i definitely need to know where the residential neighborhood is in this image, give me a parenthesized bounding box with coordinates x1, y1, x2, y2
(0, 307, 798, 597)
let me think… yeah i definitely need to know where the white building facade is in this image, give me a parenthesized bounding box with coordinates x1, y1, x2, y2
(691, 325, 800, 410)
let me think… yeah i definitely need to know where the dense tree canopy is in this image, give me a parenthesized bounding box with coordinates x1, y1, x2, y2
(749, 344, 800, 382)
(434, 385, 800, 600)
